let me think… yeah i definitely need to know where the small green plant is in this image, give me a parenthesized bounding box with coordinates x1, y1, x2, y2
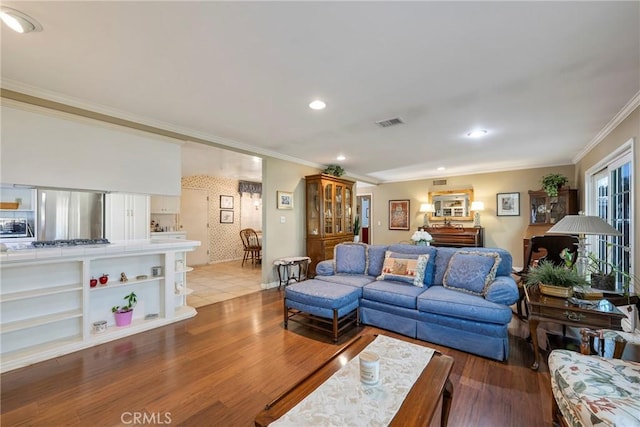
(525, 261, 587, 288)
(541, 174, 569, 197)
(322, 164, 345, 177)
(353, 215, 361, 236)
(112, 292, 137, 313)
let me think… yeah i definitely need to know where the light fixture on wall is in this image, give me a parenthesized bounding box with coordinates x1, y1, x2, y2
(0, 7, 43, 33)
(419, 203, 435, 227)
(546, 212, 622, 279)
(253, 200, 261, 211)
(471, 201, 485, 227)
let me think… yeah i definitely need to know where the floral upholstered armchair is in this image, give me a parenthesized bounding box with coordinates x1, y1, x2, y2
(548, 334, 640, 426)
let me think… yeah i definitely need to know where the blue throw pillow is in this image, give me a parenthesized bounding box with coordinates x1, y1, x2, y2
(333, 243, 368, 274)
(442, 251, 501, 295)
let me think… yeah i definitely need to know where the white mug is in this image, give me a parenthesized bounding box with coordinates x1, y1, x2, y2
(359, 351, 380, 385)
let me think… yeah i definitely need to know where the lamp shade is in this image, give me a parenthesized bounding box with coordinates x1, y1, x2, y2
(547, 214, 622, 236)
(470, 201, 485, 211)
(419, 203, 435, 213)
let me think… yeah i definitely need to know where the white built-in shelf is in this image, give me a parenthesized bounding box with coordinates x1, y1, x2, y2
(0, 283, 82, 302)
(1, 336, 82, 363)
(176, 267, 194, 274)
(0, 209, 35, 212)
(1, 309, 83, 333)
(89, 276, 164, 291)
(175, 287, 194, 296)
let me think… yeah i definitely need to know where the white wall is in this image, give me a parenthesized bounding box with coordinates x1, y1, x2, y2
(1, 101, 182, 195)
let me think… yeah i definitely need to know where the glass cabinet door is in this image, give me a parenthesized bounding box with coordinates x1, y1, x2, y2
(549, 196, 566, 225)
(324, 183, 334, 235)
(345, 187, 353, 234)
(307, 181, 320, 236)
(530, 195, 548, 224)
(335, 185, 343, 234)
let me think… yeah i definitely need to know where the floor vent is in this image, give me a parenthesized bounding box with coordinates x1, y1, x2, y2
(375, 117, 404, 128)
(433, 179, 447, 186)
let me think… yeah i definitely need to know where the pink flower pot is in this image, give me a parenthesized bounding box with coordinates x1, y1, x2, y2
(114, 309, 133, 327)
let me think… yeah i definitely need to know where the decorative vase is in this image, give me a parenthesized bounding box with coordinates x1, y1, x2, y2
(539, 283, 573, 298)
(416, 240, 430, 246)
(591, 274, 615, 291)
(353, 235, 360, 243)
(114, 310, 133, 327)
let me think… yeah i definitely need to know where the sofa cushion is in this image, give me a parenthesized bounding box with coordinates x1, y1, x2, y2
(417, 285, 513, 324)
(285, 280, 360, 309)
(385, 244, 437, 286)
(363, 280, 427, 309)
(333, 243, 368, 274)
(376, 252, 429, 287)
(313, 274, 376, 293)
(367, 245, 389, 277)
(442, 251, 501, 295)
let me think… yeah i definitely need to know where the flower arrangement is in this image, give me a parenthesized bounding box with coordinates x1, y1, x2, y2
(411, 230, 433, 245)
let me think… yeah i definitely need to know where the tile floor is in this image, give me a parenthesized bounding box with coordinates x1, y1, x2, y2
(186, 260, 263, 308)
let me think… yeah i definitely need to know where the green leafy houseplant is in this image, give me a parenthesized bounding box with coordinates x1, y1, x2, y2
(541, 174, 569, 197)
(322, 164, 345, 177)
(353, 215, 361, 236)
(526, 261, 586, 296)
(112, 291, 137, 313)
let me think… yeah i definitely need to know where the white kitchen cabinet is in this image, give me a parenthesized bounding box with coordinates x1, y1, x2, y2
(0, 239, 200, 373)
(150, 196, 180, 214)
(105, 193, 150, 241)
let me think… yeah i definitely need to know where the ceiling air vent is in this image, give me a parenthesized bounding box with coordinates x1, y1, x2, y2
(375, 117, 404, 128)
(433, 179, 447, 186)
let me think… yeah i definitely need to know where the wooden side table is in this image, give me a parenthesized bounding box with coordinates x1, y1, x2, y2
(273, 257, 311, 289)
(524, 284, 626, 370)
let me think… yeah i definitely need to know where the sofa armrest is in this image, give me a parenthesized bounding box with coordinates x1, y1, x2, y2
(315, 260, 336, 276)
(485, 276, 519, 305)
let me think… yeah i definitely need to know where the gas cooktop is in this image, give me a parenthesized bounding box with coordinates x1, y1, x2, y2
(31, 239, 110, 248)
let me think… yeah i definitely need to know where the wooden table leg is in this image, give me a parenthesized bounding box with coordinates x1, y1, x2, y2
(441, 378, 453, 427)
(529, 318, 540, 370)
(613, 337, 627, 359)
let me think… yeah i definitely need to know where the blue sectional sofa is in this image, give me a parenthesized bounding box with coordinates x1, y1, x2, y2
(313, 243, 519, 361)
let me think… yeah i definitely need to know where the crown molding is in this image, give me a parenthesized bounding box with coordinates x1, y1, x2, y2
(573, 91, 640, 163)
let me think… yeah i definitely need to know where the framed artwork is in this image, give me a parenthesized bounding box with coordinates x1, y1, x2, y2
(277, 191, 293, 210)
(496, 192, 520, 216)
(220, 210, 234, 224)
(220, 195, 234, 209)
(389, 199, 410, 230)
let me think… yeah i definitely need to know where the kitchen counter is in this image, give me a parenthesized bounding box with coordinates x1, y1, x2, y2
(150, 231, 187, 240)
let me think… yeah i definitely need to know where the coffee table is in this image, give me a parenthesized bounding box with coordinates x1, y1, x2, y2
(524, 284, 627, 370)
(254, 334, 454, 427)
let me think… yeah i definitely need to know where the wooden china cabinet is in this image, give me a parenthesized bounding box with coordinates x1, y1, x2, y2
(523, 188, 579, 262)
(305, 174, 355, 275)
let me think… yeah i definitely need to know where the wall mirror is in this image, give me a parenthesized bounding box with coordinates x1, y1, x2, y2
(429, 189, 474, 222)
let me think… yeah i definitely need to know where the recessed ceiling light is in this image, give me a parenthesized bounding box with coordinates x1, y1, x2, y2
(437, 166, 446, 171)
(309, 100, 326, 110)
(466, 129, 488, 138)
(336, 155, 346, 161)
(0, 7, 42, 33)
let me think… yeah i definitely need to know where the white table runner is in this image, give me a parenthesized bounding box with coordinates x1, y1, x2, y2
(270, 335, 435, 426)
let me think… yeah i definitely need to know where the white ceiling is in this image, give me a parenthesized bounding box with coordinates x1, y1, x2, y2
(1, 1, 638, 184)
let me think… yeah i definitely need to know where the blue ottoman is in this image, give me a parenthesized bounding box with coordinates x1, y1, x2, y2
(284, 279, 360, 342)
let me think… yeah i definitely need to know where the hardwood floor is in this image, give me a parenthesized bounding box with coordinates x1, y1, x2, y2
(1, 289, 555, 426)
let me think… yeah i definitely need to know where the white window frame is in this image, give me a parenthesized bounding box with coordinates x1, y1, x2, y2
(584, 138, 635, 292)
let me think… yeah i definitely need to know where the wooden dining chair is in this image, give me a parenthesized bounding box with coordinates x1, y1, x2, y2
(240, 228, 262, 267)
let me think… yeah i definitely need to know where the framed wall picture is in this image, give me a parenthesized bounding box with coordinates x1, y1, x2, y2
(496, 192, 520, 216)
(389, 199, 410, 230)
(220, 195, 234, 209)
(220, 210, 234, 224)
(277, 191, 293, 210)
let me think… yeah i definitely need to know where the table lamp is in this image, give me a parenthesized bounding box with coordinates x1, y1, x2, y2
(419, 203, 435, 227)
(546, 212, 622, 279)
(470, 201, 484, 227)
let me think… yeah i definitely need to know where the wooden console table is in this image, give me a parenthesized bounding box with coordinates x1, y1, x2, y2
(422, 225, 484, 247)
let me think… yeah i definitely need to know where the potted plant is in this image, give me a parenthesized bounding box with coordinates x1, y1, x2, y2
(322, 164, 345, 177)
(525, 261, 586, 297)
(541, 173, 569, 197)
(112, 291, 137, 327)
(353, 215, 361, 242)
(587, 253, 616, 291)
